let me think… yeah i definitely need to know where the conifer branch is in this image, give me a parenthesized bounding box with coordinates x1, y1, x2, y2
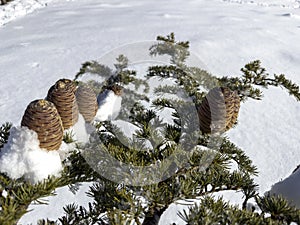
(0, 122, 12, 150)
(219, 60, 300, 101)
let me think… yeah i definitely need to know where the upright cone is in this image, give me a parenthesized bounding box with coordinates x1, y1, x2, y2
(57, 78, 77, 93)
(46, 79, 79, 129)
(75, 85, 98, 123)
(21, 99, 64, 151)
(198, 87, 240, 134)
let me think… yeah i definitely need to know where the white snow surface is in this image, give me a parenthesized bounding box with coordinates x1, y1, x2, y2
(0, 126, 63, 184)
(0, 0, 299, 224)
(65, 113, 91, 144)
(223, 0, 300, 8)
(0, 0, 56, 26)
(95, 90, 122, 121)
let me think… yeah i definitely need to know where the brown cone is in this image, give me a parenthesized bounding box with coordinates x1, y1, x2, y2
(56, 78, 77, 93)
(198, 87, 240, 134)
(21, 99, 64, 151)
(46, 80, 79, 129)
(75, 85, 98, 123)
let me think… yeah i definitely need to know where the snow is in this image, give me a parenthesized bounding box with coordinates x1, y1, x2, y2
(64, 113, 91, 144)
(0, 0, 56, 26)
(222, 0, 300, 8)
(270, 168, 300, 208)
(95, 90, 122, 121)
(0, 126, 63, 184)
(0, 0, 299, 224)
(1, 189, 8, 198)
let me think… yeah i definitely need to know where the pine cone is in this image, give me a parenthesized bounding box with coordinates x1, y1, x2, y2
(198, 87, 240, 134)
(46, 79, 79, 129)
(21, 99, 64, 151)
(57, 78, 77, 93)
(75, 85, 98, 123)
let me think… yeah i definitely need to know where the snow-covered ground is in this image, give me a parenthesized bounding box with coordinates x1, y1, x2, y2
(0, 0, 300, 224)
(0, 0, 58, 26)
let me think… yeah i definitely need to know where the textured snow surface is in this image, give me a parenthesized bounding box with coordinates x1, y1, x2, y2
(0, 126, 63, 183)
(0, 0, 299, 224)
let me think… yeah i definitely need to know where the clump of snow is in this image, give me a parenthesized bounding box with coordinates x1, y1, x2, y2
(0, 126, 63, 183)
(56, 141, 76, 161)
(269, 168, 300, 208)
(2, 189, 8, 198)
(0, 0, 55, 27)
(64, 113, 91, 144)
(57, 113, 96, 160)
(95, 90, 122, 121)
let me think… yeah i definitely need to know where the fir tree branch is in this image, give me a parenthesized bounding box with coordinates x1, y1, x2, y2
(219, 60, 300, 101)
(142, 205, 167, 225)
(149, 33, 190, 67)
(0, 122, 12, 150)
(0, 174, 69, 225)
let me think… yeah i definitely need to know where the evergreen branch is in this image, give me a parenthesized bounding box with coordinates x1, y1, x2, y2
(0, 122, 12, 150)
(154, 85, 181, 95)
(178, 196, 277, 225)
(63, 130, 76, 144)
(57, 202, 108, 225)
(142, 205, 167, 225)
(114, 54, 129, 72)
(219, 60, 300, 101)
(149, 33, 190, 66)
(62, 150, 98, 183)
(218, 137, 258, 175)
(74, 61, 112, 81)
(265, 74, 300, 101)
(0, 175, 69, 225)
(256, 194, 300, 223)
(147, 65, 207, 106)
(37, 219, 58, 225)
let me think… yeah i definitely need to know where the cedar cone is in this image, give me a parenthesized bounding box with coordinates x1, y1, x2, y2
(21, 99, 64, 151)
(46, 79, 79, 129)
(75, 85, 98, 122)
(198, 87, 240, 134)
(57, 78, 77, 93)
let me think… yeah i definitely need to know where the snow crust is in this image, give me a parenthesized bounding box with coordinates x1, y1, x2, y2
(0, 126, 63, 183)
